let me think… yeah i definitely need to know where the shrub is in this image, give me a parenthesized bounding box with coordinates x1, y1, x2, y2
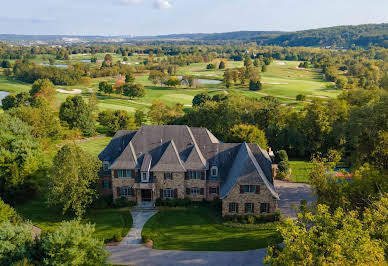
(275, 150, 289, 163)
(296, 94, 306, 101)
(113, 233, 122, 242)
(247, 215, 255, 224)
(206, 64, 216, 70)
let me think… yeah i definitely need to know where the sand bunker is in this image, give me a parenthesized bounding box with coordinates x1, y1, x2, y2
(262, 82, 288, 85)
(56, 89, 82, 94)
(276, 62, 286, 65)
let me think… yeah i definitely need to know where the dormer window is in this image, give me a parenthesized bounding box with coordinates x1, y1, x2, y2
(211, 166, 218, 177)
(141, 172, 149, 183)
(103, 161, 109, 171)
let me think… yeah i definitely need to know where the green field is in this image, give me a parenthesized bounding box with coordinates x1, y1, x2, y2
(1, 56, 341, 115)
(15, 197, 132, 242)
(142, 206, 281, 251)
(289, 160, 313, 183)
(79, 136, 112, 157)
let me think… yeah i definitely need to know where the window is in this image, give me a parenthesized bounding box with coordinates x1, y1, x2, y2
(191, 187, 200, 195)
(245, 203, 254, 213)
(141, 172, 149, 182)
(103, 180, 110, 189)
(164, 172, 173, 180)
(209, 187, 218, 194)
(243, 185, 257, 194)
(120, 187, 132, 196)
(260, 203, 270, 213)
(210, 166, 218, 177)
(163, 188, 174, 198)
(118, 169, 131, 178)
(188, 171, 201, 179)
(229, 203, 238, 213)
(103, 161, 109, 171)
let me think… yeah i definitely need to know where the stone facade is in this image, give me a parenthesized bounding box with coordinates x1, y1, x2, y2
(154, 172, 185, 199)
(222, 181, 278, 216)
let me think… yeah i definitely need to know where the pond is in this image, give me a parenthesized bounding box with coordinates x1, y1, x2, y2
(177, 76, 222, 85)
(0, 91, 10, 106)
(39, 63, 68, 68)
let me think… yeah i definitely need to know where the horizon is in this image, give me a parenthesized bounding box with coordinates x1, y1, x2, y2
(1, 0, 387, 36)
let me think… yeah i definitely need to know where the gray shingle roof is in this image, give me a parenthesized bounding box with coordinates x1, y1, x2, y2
(151, 140, 186, 172)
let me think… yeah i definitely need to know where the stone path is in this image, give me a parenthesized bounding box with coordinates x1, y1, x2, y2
(120, 211, 157, 245)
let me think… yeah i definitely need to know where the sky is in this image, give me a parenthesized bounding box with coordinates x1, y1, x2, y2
(0, 0, 387, 36)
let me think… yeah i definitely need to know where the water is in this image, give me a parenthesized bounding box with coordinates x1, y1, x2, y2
(39, 63, 68, 68)
(0, 91, 10, 106)
(177, 76, 222, 85)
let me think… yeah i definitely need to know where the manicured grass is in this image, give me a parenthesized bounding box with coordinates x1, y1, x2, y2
(15, 197, 132, 243)
(142, 206, 281, 251)
(79, 136, 112, 157)
(289, 160, 313, 183)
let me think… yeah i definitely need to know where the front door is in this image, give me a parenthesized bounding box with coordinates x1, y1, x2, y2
(141, 189, 152, 202)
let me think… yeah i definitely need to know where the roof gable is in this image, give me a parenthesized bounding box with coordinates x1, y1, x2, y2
(151, 140, 186, 172)
(110, 141, 137, 170)
(184, 145, 207, 170)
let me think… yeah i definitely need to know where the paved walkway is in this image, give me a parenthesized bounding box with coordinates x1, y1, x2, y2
(274, 180, 314, 218)
(120, 211, 157, 245)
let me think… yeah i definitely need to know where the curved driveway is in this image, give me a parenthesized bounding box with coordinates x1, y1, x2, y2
(107, 181, 314, 266)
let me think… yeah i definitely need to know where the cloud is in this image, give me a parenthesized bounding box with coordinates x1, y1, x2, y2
(153, 0, 172, 9)
(119, 0, 172, 9)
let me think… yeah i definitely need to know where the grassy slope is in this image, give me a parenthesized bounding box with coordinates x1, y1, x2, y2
(15, 197, 132, 242)
(79, 136, 112, 157)
(289, 160, 313, 183)
(142, 206, 280, 251)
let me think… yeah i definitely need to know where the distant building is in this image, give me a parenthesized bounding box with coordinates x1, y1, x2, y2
(98, 125, 279, 216)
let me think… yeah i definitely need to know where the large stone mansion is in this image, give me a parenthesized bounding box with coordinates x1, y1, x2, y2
(98, 125, 279, 216)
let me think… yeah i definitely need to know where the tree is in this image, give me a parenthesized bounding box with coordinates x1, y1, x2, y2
(253, 59, 260, 67)
(148, 70, 167, 86)
(261, 65, 267, 72)
(181, 75, 194, 87)
(29, 79, 56, 102)
(48, 144, 100, 217)
(102, 54, 112, 67)
(296, 94, 306, 101)
(98, 110, 136, 135)
(1, 60, 11, 68)
(59, 96, 96, 136)
(148, 100, 184, 125)
(0, 222, 34, 265)
(206, 64, 216, 70)
(9, 97, 62, 139)
(134, 109, 147, 127)
(39, 220, 108, 265)
(265, 205, 385, 265)
(219, 61, 226, 69)
(228, 124, 267, 149)
(98, 81, 113, 95)
(0, 198, 21, 224)
(164, 77, 181, 87)
(88, 92, 99, 113)
(249, 79, 262, 91)
(0, 113, 44, 204)
(192, 93, 211, 107)
(335, 76, 348, 89)
(244, 56, 253, 68)
(123, 83, 146, 98)
(125, 73, 135, 84)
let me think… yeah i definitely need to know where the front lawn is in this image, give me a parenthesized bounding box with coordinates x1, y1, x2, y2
(289, 160, 313, 183)
(142, 206, 281, 251)
(15, 197, 132, 243)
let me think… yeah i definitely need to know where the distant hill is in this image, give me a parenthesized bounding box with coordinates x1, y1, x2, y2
(139, 24, 388, 48)
(0, 23, 387, 48)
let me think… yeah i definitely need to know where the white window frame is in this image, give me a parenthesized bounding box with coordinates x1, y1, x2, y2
(191, 187, 200, 195)
(141, 172, 149, 183)
(103, 161, 110, 171)
(245, 202, 253, 213)
(163, 188, 174, 198)
(189, 170, 201, 179)
(118, 169, 131, 178)
(244, 185, 256, 194)
(209, 187, 218, 194)
(210, 166, 218, 177)
(120, 187, 132, 196)
(229, 202, 238, 213)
